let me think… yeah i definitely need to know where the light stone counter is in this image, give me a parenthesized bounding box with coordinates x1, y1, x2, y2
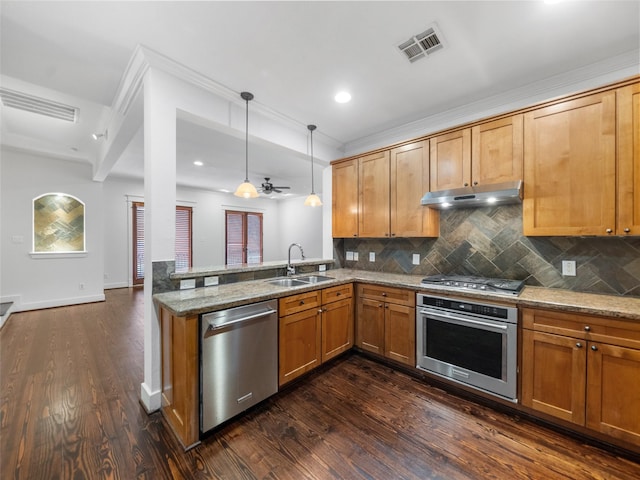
(154, 268, 640, 321)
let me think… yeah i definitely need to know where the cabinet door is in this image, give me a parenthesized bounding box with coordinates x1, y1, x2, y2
(586, 342, 640, 447)
(430, 128, 471, 191)
(471, 115, 523, 186)
(384, 303, 415, 366)
(358, 150, 391, 237)
(279, 308, 322, 386)
(521, 329, 586, 425)
(390, 141, 439, 238)
(332, 159, 359, 238)
(321, 297, 353, 363)
(356, 297, 385, 355)
(523, 91, 616, 236)
(617, 83, 640, 236)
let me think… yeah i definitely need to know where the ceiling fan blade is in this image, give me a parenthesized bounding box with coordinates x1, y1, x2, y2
(273, 186, 290, 190)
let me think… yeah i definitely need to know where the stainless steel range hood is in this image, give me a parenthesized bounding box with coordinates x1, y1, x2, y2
(421, 180, 523, 209)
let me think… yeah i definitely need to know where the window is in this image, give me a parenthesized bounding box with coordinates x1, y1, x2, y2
(225, 210, 263, 265)
(132, 202, 192, 285)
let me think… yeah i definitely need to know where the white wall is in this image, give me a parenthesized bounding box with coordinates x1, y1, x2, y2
(278, 196, 323, 260)
(0, 148, 105, 311)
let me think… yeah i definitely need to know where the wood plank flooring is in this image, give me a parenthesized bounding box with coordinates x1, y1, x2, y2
(1, 287, 639, 479)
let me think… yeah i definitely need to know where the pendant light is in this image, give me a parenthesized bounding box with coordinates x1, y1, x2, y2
(304, 124, 323, 207)
(234, 91, 259, 198)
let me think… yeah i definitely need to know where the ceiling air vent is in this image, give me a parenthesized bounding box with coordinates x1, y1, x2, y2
(0, 88, 78, 122)
(398, 25, 444, 63)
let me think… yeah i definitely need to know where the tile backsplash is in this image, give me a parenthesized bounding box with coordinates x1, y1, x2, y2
(334, 205, 640, 297)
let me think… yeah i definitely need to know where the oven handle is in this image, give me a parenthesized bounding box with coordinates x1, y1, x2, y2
(419, 309, 508, 331)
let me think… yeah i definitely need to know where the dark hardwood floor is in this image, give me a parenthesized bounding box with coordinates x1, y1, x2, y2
(1, 288, 639, 479)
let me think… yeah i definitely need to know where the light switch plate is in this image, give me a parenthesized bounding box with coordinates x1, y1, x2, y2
(369, 252, 375, 262)
(412, 253, 420, 265)
(562, 260, 576, 276)
(353, 252, 359, 261)
(318, 264, 326, 272)
(346, 251, 354, 261)
(204, 276, 219, 286)
(180, 278, 196, 290)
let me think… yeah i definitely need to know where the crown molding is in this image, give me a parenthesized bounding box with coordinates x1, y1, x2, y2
(343, 49, 640, 156)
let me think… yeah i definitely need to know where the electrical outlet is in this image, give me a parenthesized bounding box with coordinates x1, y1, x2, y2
(204, 276, 219, 286)
(353, 252, 359, 261)
(346, 251, 354, 261)
(369, 252, 375, 262)
(412, 253, 420, 265)
(562, 260, 577, 276)
(79, 283, 85, 290)
(318, 264, 326, 272)
(180, 278, 196, 290)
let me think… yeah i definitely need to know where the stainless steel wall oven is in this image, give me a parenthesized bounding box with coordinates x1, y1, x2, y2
(416, 293, 518, 402)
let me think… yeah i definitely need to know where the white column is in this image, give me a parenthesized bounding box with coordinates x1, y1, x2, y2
(140, 68, 177, 412)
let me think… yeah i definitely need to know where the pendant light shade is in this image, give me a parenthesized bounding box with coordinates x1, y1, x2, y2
(234, 92, 259, 198)
(304, 124, 323, 207)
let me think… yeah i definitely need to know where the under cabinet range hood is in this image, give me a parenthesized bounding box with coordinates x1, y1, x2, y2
(421, 180, 523, 210)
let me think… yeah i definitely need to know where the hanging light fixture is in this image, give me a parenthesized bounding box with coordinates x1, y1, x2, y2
(234, 91, 259, 198)
(304, 124, 323, 207)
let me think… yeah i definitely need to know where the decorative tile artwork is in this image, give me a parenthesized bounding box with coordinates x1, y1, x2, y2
(33, 193, 85, 252)
(335, 205, 640, 297)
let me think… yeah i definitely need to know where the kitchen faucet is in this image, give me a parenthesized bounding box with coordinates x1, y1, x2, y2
(287, 243, 305, 276)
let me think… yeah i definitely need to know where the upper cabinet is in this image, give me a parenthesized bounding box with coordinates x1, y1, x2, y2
(429, 128, 471, 191)
(390, 141, 439, 237)
(430, 115, 523, 191)
(332, 158, 359, 238)
(617, 83, 640, 236)
(471, 115, 523, 186)
(523, 91, 617, 236)
(333, 142, 438, 238)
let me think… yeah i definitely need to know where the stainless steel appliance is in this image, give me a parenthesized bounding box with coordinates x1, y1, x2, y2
(421, 274, 525, 297)
(416, 293, 518, 402)
(420, 180, 523, 209)
(201, 300, 278, 433)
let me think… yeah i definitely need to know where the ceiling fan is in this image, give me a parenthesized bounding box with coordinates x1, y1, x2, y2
(258, 177, 290, 195)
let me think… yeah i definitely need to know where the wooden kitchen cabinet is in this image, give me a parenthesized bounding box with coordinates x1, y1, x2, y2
(523, 91, 617, 236)
(356, 284, 416, 366)
(160, 307, 200, 449)
(470, 115, 523, 186)
(332, 158, 359, 238)
(279, 285, 354, 386)
(521, 307, 640, 447)
(390, 141, 439, 237)
(333, 142, 438, 238)
(358, 150, 391, 237)
(430, 128, 471, 191)
(617, 83, 640, 236)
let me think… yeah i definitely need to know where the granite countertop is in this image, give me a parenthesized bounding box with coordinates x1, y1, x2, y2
(154, 268, 640, 321)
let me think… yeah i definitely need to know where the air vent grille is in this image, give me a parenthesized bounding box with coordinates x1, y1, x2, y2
(398, 26, 444, 63)
(0, 88, 78, 122)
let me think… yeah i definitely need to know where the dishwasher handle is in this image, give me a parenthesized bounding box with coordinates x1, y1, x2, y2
(205, 307, 277, 332)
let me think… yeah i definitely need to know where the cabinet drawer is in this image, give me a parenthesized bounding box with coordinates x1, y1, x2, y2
(279, 291, 321, 317)
(357, 283, 415, 307)
(522, 308, 640, 349)
(322, 283, 353, 304)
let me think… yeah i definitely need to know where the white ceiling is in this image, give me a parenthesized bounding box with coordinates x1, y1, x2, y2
(1, 1, 639, 197)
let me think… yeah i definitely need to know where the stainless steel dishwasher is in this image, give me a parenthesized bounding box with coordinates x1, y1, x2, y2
(200, 299, 278, 433)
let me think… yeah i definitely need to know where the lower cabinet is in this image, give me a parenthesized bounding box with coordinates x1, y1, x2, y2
(355, 283, 416, 366)
(521, 307, 640, 448)
(279, 284, 353, 386)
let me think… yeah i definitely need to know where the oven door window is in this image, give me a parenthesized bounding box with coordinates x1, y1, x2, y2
(425, 318, 504, 380)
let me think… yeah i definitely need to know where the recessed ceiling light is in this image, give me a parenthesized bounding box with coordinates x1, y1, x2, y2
(193, 160, 203, 166)
(334, 91, 351, 103)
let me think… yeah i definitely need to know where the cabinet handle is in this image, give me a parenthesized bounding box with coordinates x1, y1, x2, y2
(318, 309, 323, 314)
(624, 228, 631, 233)
(606, 228, 613, 234)
(336, 292, 341, 296)
(576, 342, 582, 348)
(391, 233, 396, 237)
(382, 292, 387, 297)
(584, 326, 591, 332)
(378, 304, 383, 308)
(591, 345, 598, 351)
(385, 233, 389, 237)
(385, 305, 389, 309)
(463, 182, 469, 187)
(353, 233, 358, 237)
(300, 300, 305, 305)
(473, 181, 478, 186)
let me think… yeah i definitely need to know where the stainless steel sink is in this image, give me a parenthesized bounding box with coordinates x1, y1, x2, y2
(266, 278, 308, 287)
(295, 275, 335, 284)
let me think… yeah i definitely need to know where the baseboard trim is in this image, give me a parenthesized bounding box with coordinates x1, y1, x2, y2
(140, 382, 162, 413)
(14, 293, 106, 312)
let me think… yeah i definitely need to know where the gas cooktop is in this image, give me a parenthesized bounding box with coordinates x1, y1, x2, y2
(420, 274, 525, 296)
